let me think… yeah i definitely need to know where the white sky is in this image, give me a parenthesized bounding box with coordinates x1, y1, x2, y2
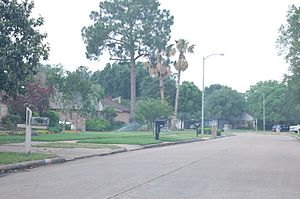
(33, 0, 300, 93)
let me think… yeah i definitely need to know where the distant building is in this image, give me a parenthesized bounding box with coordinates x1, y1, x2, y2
(49, 96, 131, 131)
(98, 96, 131, 124)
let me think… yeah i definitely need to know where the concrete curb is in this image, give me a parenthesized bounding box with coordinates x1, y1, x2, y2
(0, 157, 65, 174)
(0, 135, 230, 174)
(66, 148, 128, 162)
(130, 135, 231, 151)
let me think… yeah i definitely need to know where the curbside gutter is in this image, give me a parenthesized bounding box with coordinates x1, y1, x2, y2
(0, 157, 65, 174)
(0, 135, 231, 174)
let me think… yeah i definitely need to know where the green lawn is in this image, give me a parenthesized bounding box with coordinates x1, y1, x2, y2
(35, 142, 120, 149)
(160, 132, 213, 142)
(1, 130, 212, 145)
(0, 152, 56, 165)
(0, 135, 25, 144)
(78, 137, 161, 145)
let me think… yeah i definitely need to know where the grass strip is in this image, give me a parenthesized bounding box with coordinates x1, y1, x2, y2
(0, 135, 25, 144)
(78, 137, 161, 145)
(0, 152, 56, 165)
(35, 142, 120, 149)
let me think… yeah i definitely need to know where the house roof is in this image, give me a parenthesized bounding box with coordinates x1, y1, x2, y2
(49, 97, 130, 113)
(102, 98, 130, 113)
(240, 111, 254, 121)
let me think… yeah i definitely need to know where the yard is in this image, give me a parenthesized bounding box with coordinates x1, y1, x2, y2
(0, 130, 212, 145)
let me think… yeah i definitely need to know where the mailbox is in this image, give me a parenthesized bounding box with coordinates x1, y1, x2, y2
(155, 119, 165, 140)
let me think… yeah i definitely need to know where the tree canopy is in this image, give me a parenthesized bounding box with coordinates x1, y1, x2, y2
(245, 80, 296, 124)
(91, 62, 149, 99)
(82, 0, 174, 116)
(205, 86, 246, 125)
(141, 75, 176, 107)
(7, 81, 53, 118)
(0, 0, 49, 97)
(277, 5, 300, 117)
(277, 5, 300, 73)
(178, 81, 201, 120)
(134, 98, 172, 131)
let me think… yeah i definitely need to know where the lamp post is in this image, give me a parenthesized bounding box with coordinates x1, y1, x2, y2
(262, 93, 265, 132)
(201, 53, 224, 135)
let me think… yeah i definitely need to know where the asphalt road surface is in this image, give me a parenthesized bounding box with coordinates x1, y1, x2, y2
(1, 133, 300, 199)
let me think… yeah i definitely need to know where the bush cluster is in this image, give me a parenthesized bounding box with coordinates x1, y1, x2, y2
(86, 118, 110, 131)
(196, 127, 222, 136)
(41, 110, 59, 127)
(1, 114, 22, 130)
(86, 118, 125, 131)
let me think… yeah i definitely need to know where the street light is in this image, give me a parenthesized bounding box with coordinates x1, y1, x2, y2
(200, 53, 224, 135)
(262, 93, 265, 132)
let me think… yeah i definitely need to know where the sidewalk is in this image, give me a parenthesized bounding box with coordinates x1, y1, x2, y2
(0, 137, 217, 173)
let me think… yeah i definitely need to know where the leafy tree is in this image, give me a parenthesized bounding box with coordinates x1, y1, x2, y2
(39, 64, 70, 132)
(277, 5, 300, 74)
(245, 80, 296, 126)
(134, 98, 172, 131)
(7, 81, 53, 119)
(205, 84, 225, 96)
(63, 66, 100, 130)
(144, 44, 175, 102)
(172, 39, 195, 129)
(141, 76, 176, 107)
(285, 75, 300, 122)
(0, 0, 49, 97)
(178, 81, 202, 121)
(82, 0, 174, 117)
(91, 62, 149, 99)
(205, 86, 246, 126)
(277, 5, 300, 116)
(91, 83, 105, 105)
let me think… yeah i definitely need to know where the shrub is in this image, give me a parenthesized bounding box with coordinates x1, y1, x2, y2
(110, 121, 125, 130)
(1, 114, 22, 130)
(41, 110, 59, 127)
(217, 130, 222, 136)
(65, 123, 71, 131)
(48, 126, 62, 134)
(35, 129, 48, 134)
(86, 118, 110, 131)
(196, 127, 211, 134)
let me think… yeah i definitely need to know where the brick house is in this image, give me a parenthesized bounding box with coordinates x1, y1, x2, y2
(100, 97, 131, 124)
(49, 96, 131, 131)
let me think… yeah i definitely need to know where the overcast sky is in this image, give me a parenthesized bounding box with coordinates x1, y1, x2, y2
(33, 0, 300, 93)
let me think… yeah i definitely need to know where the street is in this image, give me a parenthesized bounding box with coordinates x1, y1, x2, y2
(1, 133, 300, 199)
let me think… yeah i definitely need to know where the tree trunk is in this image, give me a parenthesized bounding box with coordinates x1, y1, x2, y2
(61, 111, 67, 134)
(75, 111, 79, 132)
(172, 69, 181, 130)
(159, 75, 165, 102)
(130, 50, 136, 119)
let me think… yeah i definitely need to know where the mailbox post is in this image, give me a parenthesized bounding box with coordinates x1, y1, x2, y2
(194, 122, 201, 137)
(155, 120, 165, 140)
(25, 107, 32, 154)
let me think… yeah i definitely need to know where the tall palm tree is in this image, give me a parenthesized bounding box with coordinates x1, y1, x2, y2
(145, 44, 175, 102)
(172, 39, 195, 130)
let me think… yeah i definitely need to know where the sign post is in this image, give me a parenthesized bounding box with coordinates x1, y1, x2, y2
(25, 107, 32, 154)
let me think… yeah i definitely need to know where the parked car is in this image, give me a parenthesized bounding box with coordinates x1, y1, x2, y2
(289, 124, 300, 133)
(272, 125, 289, 132)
